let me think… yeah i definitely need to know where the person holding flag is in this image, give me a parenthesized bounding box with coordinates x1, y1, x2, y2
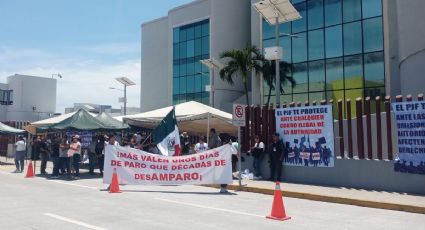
(152, 107, 181, 156)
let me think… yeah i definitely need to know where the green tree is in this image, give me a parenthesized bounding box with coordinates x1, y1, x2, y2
(219, 45, 264, 106)
(262, 60, 296, 107)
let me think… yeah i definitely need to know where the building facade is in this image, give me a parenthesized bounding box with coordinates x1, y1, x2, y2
(0, 74, 57, 122)
(141, 0, 251, 113)
(141, 0, 425, 114)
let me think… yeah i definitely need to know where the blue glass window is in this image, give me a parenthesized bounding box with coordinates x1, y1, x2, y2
(186, 27, 194, 40)
(179, 41, 187, 59)
(292, 2, 307, 33)
(195, 74, 202, 93)
(187, 75, 195, 93)
(179, 77, 187, 94)
(202, 21, 209, 36)
(363, 17, 383, 52)
(307, 0, 324, 30)
(263, 20, 275, 40)
(309, 60, 325, 91)
(179, 28, 187, 42)
(325, 57, 344, 90)
(343, 21, 362, 55)
(173, 79, 179, 94)
(202, 36, 209, 55)
(173, 44, 179, 60)
(186, 62, 195, 75)
(173, 28, 179, 44)
(325, 25, 342, 58)
(292, 62, 308, 93)
(343, 0, 361, 23)
(194, 38, 202, 56)
(280, 36, 292, 63)
(173, 64, 179, 77)
(364, 51, 384, 87)
(324, 0, 341, 26)
(344, 54, 363, 89)
(195, 24, 202, 38)
(187, 40, 194, 57)
(362, 0, 382, 19)
(179, 63, 186, 76)
(308, 29, 324, 60)
(292, 32, 307, 63)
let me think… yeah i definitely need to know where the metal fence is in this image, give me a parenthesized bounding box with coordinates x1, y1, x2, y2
(241, 93, 424, 160)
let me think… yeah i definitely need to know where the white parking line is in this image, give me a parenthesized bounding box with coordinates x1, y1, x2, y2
(155, 198, 264, 218)
(49, 180, 99, 190)
(44, 213, 108, 230)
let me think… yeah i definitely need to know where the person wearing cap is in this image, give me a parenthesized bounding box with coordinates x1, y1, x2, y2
(268, 133, 284, 181)
(13, 136, 26, 173)
(70, 135, 82, 179)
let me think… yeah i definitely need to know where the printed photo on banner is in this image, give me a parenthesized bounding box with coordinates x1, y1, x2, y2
(103, 144, 236, 185)
(392, 101, 425, 175)
(276, 105, 335, 167)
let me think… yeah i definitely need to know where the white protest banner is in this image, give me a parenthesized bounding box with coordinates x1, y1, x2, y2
(103, 144, 236, 185)
(392, 101, 425, 175)
(276, 105, 335, 167)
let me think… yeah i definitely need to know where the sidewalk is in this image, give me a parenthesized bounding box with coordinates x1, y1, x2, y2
(205, 179, 425, 214)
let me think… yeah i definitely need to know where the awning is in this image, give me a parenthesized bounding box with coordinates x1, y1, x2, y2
(0, 122, 25, 135)
(123, 101, 237, 135)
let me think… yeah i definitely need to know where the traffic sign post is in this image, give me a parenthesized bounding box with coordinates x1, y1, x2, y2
(232, 104, 245, 188)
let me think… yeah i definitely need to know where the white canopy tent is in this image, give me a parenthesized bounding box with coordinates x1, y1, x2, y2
(123, 101, 237, 135)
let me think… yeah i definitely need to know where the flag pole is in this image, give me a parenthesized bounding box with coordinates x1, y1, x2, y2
(238, 126, 242, 188)
(207, 112, 210, 144)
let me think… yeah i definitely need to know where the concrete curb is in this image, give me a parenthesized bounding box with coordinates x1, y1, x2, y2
(203, 184, 425, 215)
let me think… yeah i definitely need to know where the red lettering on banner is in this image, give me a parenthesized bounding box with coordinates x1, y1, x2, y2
(134, 173, 201, 181)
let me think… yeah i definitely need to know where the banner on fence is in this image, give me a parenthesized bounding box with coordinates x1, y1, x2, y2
(103, 144, 235, 185)
(276, 105, 335, 167)
(392, 101, 425, 175)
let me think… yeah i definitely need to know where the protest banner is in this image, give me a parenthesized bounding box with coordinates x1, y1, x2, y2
(392, 101, 425, 175)
(65, 131, 93, 148)
(276, 105, 335, 167)
(103, 144, 236, 185)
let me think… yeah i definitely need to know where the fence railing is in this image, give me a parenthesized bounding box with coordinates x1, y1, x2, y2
(242, 93, 424, 161)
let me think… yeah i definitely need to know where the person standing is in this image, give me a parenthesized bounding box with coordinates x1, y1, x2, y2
(70, 135, 82, 179)
(95, 135, 106, 176)
(88, 136, 97, 175)
(39, 137, 50, 175)
(59, 137, 71, 179)
(194, 136, 208, 153)
(208, 128, 221, 150)
(13, 136, 26, 173)
(251, 135, 265, 179)
(269, 133, 284, 181)
(50, 137, 60, 178)
(180, 132, 190, 155)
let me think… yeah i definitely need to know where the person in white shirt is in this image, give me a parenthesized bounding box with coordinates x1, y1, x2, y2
(251, 135, 265, 178)
(194, 136, 208, 153)
(14, 136, 26, 173)
(70, 135, 82, 179)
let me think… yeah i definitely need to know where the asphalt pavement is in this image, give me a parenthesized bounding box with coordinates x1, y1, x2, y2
(0, 168, 424, 230)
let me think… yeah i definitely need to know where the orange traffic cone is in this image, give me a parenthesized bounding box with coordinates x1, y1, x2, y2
(25, 160, 35, 178)
(266, 182, 291, 221)
(109, 168, 121, 193)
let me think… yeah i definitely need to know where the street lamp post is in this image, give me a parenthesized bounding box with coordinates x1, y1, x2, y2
(253, 0, 301, 106)
(200, 58, 224, 108)
(112, 77, 136, 115)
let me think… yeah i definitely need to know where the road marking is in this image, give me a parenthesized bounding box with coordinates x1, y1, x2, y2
(155, 198, 264, 218)
(50, 180, 98, 190)
(43, 213, 108, 230)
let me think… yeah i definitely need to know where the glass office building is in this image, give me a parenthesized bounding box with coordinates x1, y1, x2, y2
(172, 19, 210, 105)
(262, 0, 384, 116)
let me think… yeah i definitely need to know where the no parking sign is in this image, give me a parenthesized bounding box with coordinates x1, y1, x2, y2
(232, 104, 245, 127)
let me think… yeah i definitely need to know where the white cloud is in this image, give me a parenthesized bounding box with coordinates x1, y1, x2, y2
(0, 46, 141, 114)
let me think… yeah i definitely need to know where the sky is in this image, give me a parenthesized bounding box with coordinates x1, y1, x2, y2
(0, 0, 193, 113)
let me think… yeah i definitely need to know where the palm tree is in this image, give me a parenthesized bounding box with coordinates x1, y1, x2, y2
(219, 45, 264, 106)
(262, 60, 296, 107)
